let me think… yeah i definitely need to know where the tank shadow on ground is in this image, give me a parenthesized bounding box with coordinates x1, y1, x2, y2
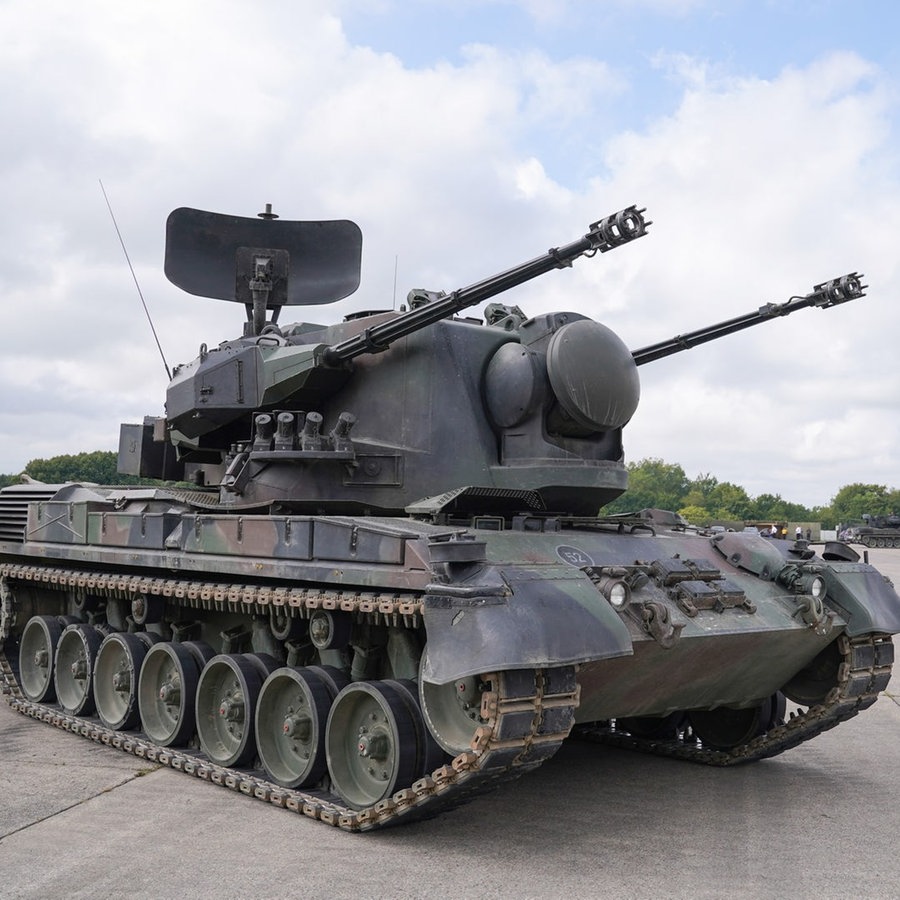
(1, 693, 897, 900)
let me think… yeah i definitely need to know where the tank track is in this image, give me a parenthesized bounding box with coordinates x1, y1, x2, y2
(858, 535, 900, 549)
(575, 631, 893, 764)
(0, 563, 579, 832)
(2, 564, 893, 826)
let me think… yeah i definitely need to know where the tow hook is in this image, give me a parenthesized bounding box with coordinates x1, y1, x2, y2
(641, 601, 684, 649)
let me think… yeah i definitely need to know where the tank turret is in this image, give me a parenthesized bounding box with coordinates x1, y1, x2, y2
(121, 204, 651, 515)
(120, 205, 864, 520)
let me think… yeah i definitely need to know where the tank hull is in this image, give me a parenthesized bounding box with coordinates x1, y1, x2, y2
(851, 527, 900, 549)
(1, 485, 897, 829)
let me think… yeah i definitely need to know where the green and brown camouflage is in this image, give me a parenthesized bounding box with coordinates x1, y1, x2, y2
(0, 203, 896, 830)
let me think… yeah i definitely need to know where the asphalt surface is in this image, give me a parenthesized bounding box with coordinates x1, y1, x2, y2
(1, 548, 899, 900)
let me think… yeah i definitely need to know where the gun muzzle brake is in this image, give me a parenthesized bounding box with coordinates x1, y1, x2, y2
(811, 272, 866, 308)
(587, 206, 651, 253)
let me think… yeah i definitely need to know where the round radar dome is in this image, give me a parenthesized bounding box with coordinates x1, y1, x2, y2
(546, 319, 640, 432)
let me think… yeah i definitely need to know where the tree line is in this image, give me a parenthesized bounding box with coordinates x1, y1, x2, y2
(1, 452, 896, 529)
(590, 458, 898, 528)
(0, 451, 143, 489)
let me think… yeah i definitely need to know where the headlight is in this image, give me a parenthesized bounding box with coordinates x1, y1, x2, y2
(779, 566, 827, 605)
(585, 566, 640, 610)
(809, 575, 826, 603)
(606, 580, 630, 609)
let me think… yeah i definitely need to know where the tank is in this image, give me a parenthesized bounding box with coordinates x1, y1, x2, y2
(1, 204, 897, 832)
(848, 515, 900, 548)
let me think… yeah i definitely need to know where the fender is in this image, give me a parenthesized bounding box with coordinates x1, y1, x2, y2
(822, 562, 900, 636)
(420, 565, 633, 684)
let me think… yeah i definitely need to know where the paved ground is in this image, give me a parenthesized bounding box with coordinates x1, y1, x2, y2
(1, 548, 898, 900)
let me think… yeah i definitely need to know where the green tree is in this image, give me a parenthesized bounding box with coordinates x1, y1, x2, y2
(707, 482, 753, 520)
(830, 483, 894, 524)
(604, 458, 690, 514)
(678, 503, 712, 525)
(690, 473, 719, 500)
(810, 504, 835, 529)
(601, 460, 821, 524)
(23, 451, 141, 486)
(750, 493, 811, 523)
(681, 474, 717, 512)
(780, 500, 812, 521)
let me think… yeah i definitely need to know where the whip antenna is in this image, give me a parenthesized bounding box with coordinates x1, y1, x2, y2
(392, 254, 399, 309)
(99, 179, 172, 380)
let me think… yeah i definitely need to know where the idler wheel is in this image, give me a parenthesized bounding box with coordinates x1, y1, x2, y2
(19, 615, 64, 702)
(196, 653, 278, 767)
(325, 681, 421, 810)
(255, 665, 347, 788)
(93, 632, 159, 730)
(688, 693, 786, 751)
(137, 640, 214, 746)
(418, 648, 487, 755)
(782, 642, 842, 706)
(54, 623, 104, 716)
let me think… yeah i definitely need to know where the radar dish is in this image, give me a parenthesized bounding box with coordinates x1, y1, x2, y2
(164, 207, 362, 306)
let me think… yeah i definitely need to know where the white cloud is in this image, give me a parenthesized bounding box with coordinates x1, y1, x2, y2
(581, 51, 900, 504)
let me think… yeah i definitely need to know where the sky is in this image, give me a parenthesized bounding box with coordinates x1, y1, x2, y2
(1, 0, 899, 509)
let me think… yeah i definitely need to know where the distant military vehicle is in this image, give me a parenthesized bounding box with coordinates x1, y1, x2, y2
(849, 514, 900, 548)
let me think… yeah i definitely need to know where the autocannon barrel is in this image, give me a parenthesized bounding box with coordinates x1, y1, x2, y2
(323, 205, 650, 365)
(631, 273, 865, 367)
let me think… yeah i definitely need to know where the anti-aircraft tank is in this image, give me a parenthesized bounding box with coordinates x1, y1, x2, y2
(848, 514, 900, 548)
(1, 204, 897, 831)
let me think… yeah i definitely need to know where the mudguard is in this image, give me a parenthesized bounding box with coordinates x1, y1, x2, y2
(822, 562, 900, 636)
(420, 565, 633, 684)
